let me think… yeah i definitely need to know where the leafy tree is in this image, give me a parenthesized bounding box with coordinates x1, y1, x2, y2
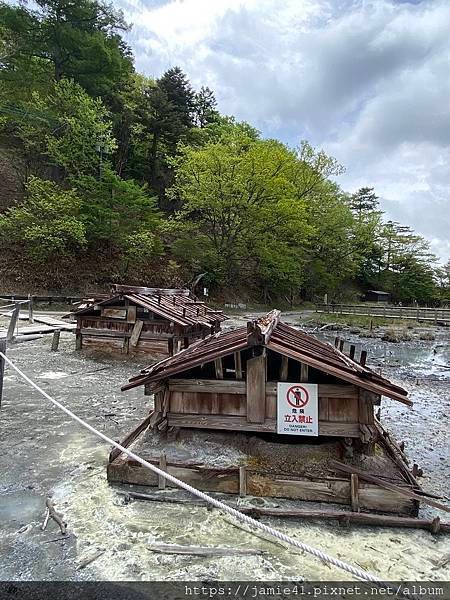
(0, 0, 133, 99)
(7, 78, 116, 180)
(170, 130, 324, 295)
(0, 176, 86, 261)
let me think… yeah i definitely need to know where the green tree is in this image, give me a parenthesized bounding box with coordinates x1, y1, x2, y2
(193, 86, 218, 128)
(0, 176, 86, 261)
(5, 78, 116, 182)
(0, 0, 133, 99)
(170, 130, 342, 296)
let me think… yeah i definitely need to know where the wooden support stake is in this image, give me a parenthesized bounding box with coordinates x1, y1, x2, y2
(6, 303, 20, 342)
(28, 294, 34, 324)
(349, 345, 355, 360)
(239, 466, 247, 497)
(158, 453, 167, 490)
(234, 351, 243, 380)
(51, 330, 61, 351)
(339, 339, 345, 351)
(75, 332, 82, 351)
(334, 337, 339, 348)
(0, 338, 5, 407)
(350, 473, 359, 512)
(279, 355, 288, 381)
(360, 350, 367, 367)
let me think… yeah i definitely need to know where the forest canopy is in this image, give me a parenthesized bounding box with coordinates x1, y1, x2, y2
(0, 0, 447, 304)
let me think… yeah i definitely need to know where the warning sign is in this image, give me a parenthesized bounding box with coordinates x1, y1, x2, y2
(277, 383, 318, 436)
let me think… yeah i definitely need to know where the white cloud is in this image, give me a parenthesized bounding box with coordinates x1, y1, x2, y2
(118, 0, 450, 263)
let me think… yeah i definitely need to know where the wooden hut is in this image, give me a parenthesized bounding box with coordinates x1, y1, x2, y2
(364, 290, 391, 303)
(72, 284, 227, 357)
(109, 310, 424, 516)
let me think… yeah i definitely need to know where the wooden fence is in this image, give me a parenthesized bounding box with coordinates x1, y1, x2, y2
(316, 303, 450, 325)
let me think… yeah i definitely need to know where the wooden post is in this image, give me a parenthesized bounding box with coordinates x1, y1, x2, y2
(51, 330, 61, 351)
(334, 337, 339, 348)
(214, 358, 224, 380)
(339, 339, 345, 351)
(75, 331, 82, 350)
(234, 351, 243, 380)
(360, 350, 367, 367)
(6, 303, 20, 342)
(246, 354, 266, 423)
(28, 294, 34, 324)
(279, 355, 288, 381)
(0, 338, 6, 407)
(239, 466, 247, 497)
(158, 453, 167, 490)
(350, 474, 359, 512)
(349, 345, 355, 360)
(298, 362, 308, 382)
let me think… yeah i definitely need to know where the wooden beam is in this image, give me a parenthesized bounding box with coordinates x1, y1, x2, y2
(109, 413, 152, 463)
(246, 354, 266, 423)
(167, 413, 363, 437)
(330, 460, 450, 513)
(129, 319, 144, 348)
(234, 351, 243, 380)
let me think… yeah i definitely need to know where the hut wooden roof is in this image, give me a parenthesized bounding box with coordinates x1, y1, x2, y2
(72, 286, 227, 328)
(123, 310, 410, 405)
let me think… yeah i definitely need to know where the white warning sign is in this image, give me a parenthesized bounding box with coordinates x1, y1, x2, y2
(277, 383, 318, 436)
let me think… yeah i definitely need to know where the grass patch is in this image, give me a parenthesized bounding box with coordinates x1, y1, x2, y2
(313, 312, 420, 329)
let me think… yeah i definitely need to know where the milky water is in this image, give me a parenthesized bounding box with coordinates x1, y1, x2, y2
(0, 321, 449, 582)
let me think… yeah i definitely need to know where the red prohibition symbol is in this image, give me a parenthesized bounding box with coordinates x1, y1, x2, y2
(286, 385, 309, 408)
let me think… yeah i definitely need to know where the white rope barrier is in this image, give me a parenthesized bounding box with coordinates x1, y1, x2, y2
(1, 352, 386, 585)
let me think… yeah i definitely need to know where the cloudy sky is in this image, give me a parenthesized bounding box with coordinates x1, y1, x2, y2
(117, 0, 449, 263)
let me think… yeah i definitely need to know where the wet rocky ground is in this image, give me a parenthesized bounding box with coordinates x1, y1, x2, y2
(0, 313, 449, 582)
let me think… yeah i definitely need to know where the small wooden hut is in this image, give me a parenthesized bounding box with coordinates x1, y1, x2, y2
(109, 310, 424, 516)
(72, 284, 227, 357)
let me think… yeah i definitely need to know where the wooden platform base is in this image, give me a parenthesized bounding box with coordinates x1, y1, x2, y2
(107, 418, 422, 517)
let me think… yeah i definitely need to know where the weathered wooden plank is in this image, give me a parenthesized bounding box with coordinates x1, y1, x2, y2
(169, 379, 245, 394)
(158, 453, 167, 490)
(328, 397, 359, 423)
(359, 389, 376, 424)
(318, 397, 329, 421)
(246, 354, 266, 424)
(127, 305, 137, 323)
(102, 308, 127, 319)
(129, 319, 144, 347)
(109, 413, 152, 463)
(167, 413, 362, 437)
